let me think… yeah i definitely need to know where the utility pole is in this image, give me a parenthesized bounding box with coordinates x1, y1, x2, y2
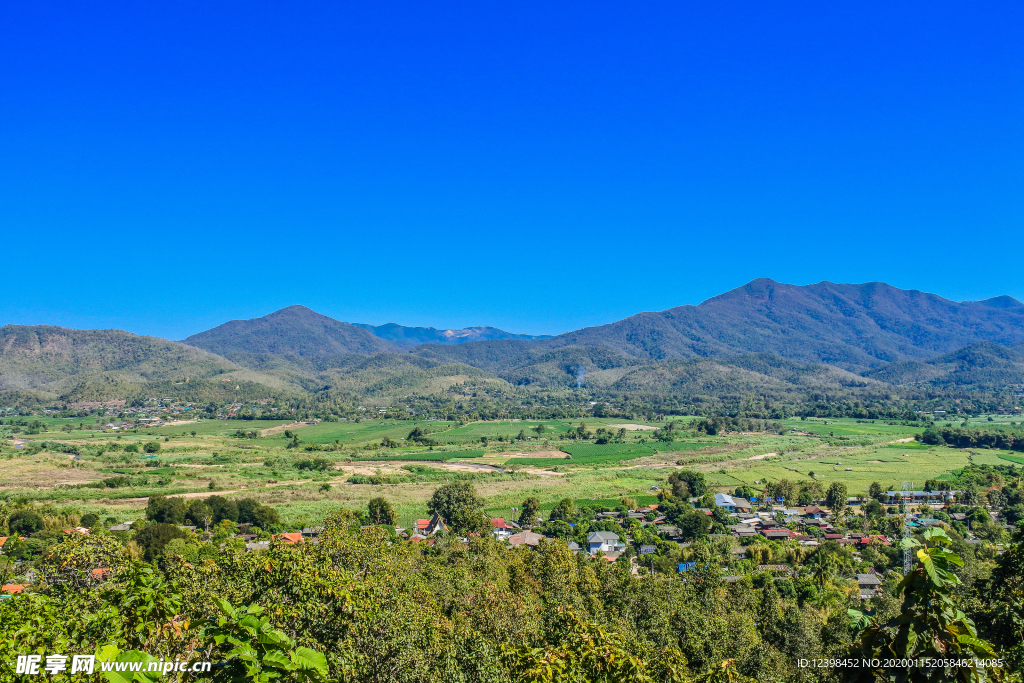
(900, 481, 913, 575)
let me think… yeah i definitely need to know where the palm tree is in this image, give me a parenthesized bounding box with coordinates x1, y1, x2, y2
(805, 551, 835, 589)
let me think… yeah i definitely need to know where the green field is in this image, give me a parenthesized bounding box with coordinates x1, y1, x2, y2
(997, 452, 1024, 465)
(4, 412, 1015, 528)
(781, 417, 922, 438)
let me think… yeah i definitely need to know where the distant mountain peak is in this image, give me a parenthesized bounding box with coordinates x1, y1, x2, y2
(353, 322, 551, 346)
(972, 295, 1024, 310)
(184, 306, 397, 356)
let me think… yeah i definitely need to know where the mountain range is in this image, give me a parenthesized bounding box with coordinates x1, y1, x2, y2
(3, 279, 1024, 404)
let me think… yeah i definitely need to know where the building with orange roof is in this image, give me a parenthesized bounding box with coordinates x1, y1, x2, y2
(410, 513, 448, 538)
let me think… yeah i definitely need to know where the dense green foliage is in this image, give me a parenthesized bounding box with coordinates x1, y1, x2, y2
(920, 426, 1024, 452)
(1, 508, 1018, 682)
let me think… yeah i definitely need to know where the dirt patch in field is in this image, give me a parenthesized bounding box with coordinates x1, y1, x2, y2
(744, 452, 778, 461)
(607, 424, 658, 431)
(259, 422, 314, 437)
(0, 458, 106, 488)
(892, 438, 916, 443)
(868, 460, 884, 463)
(334, 464, 391, 476)
(518, 468, 567, 477)
(500, 450, 568, 459)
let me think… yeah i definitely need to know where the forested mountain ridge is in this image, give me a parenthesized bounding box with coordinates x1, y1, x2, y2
(526, 279, 1024, 371)
(0, 325, 295, 400)
(864, 341, 1024, 390)
(4, 280, 1024, 404)
(183, 305, 399, 357)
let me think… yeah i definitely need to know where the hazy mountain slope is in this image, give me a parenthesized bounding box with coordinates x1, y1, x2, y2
(353, 322, 550, 345)
(539, 279, 1024, 371)
(184, 306, 398, 357)
(415, 342, 641, 388)
(865, 341, 1024, 390)
(315, 353, 508, 398)
(0, 325, 295, 399)
(609, 355, 891, 402)
(412, 339, 539, 374)
(973, 295, 1024, 310)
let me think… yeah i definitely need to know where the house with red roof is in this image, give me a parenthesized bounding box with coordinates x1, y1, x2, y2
(0, 536, 25, 552)
(411, 513, 448, 539)
(275, 533, 304, 545)
(90, 568, 113, 582)
(490, 518, 516, 541)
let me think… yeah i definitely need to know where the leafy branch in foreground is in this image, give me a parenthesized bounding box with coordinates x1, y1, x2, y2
(200, 598, 328, 682)
(847, 527, 1004, 683)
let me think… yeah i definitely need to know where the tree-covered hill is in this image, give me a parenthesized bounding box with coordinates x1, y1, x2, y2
(0, 325, 293, 401)
(865, 341, 1024, 390)
(183, 305, 399, 357)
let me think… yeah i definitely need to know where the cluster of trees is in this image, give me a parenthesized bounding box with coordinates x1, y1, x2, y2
(692, 416, 785, 435)
(920, 425, 1024, 451)
(146, 495, 280, 531)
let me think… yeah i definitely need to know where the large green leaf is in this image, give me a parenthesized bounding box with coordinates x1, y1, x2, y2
(261, 651, 296, 671)
(256, 626, 294, 649)
(290, 647, 328, 674)
(212, 597, 237, 619)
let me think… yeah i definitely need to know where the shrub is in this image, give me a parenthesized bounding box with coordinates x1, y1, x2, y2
(134, 523, 188, 562)
(8, 510, 45, 535)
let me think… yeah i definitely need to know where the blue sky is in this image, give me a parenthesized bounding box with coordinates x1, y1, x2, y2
(2, 2, 1022, 339)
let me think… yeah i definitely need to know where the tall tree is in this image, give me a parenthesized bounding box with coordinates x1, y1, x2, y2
(826, 482, 848, 517)
(367, 497, 398, 526)
(517, 497, 540, 528)
(427, 482, 489, 534)
(984, 525, 1024, 671)
(548, 498, 577, 522)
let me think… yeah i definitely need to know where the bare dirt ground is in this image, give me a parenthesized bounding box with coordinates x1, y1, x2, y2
(607, 424, 658, 431)
(519, 468, 567, 477)
(162, 420, 199, 427)
(892, 438, 916, 443)
(743, 452, 778, 461)
(259, 422, 314, 437)
(499, 450, 568, 459)
(0, 458, 104, 488)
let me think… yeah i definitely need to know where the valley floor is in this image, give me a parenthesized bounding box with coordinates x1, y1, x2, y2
(2, 415, 1019, 528)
